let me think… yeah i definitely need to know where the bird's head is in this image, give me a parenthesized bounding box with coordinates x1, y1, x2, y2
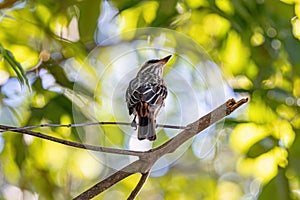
(138, 55, 172, 77)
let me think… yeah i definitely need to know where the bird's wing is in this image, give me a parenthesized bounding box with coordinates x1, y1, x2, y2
(141, 83, 166, 104)
(126, 76, 167, 115)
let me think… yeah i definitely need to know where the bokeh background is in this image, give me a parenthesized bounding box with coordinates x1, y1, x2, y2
(0, 0, 300, 199)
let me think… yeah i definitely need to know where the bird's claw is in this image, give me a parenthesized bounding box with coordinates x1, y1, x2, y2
(154, 119, 158, 128)
(131, 119, 137, 130)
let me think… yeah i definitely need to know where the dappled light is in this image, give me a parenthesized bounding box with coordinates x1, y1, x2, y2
(237, 147, 288, 184)
(0, 0, 300, 199)
(230, 123, 269, 153)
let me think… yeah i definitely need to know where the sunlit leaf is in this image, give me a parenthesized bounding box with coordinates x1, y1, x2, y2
(230, 123, 270, 153)
(221, 31, 250, 75)
(0, 0, 299, 199)
(271, 119, 295, 148)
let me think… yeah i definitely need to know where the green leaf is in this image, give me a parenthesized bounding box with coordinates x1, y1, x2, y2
(150, 0, 178, 26)
(0, 44, 30, 89)
(78, 0, 102, 43)
(258, 168, 292, 200)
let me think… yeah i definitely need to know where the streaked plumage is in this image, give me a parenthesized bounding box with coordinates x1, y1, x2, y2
(126, 55, 171, 141)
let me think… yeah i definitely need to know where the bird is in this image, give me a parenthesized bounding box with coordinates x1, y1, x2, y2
(125, 55, 171, 141)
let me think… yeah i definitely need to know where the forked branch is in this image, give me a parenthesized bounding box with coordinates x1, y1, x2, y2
(73, 98, 248, 199)
(0, 98, 248, 200)
(128, 172, 150, 200)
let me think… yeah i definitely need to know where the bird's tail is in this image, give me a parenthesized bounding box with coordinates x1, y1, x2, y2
(138, 113, 156, 141)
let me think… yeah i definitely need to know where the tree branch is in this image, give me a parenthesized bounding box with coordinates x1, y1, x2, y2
(74, 168, 134, 200)
(73, 158, 151, 199)
(0, 125, 143, 157)
(73, 98, 248, 199)
(152, 98, 248, 156)
(127, 172, 150, 200)
(20, 122, 188, 130)
(0, 98, 248, 199)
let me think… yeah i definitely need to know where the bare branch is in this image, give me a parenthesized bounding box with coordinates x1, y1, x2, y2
(74, 170, 133, 200)
(19, 122, 188, 130)
(74, 98, 248, 199)
(21, 122, 132, 129)
(158, 124, 189, 130)
(127, 172, 150, 200)
(0, 98, 248, 199)
(0, 125, 143, 157)
(73, 159, 148, 200)
(152, 98, 249, 156)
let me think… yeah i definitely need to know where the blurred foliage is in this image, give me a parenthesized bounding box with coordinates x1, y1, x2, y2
(0, 0, 300, 199)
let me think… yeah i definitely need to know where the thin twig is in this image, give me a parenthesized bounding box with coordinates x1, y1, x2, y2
(21, 122, 132, 129)
(0, 125, 143, 157)
(127, 172, 150, 200)
(18, 122, 188, 130)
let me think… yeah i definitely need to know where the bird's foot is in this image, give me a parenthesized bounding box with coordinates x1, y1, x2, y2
(154, 119, 158, 128)
(131, 118, 137, 130)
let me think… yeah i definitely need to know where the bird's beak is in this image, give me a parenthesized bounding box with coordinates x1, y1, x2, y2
(159, 55, 172, 65)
